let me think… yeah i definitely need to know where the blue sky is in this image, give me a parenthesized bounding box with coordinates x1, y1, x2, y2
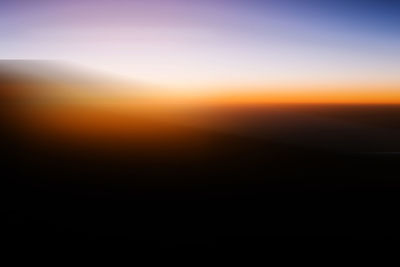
(1, 0, 399, 89)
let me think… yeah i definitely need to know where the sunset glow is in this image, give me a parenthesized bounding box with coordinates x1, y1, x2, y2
(1, 0, 399, 103)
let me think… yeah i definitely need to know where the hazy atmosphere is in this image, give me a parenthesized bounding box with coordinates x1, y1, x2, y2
(3, 0, 400, 246)
(1, 0, 399, 98)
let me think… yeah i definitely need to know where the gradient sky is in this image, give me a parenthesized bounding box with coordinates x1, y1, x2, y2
(1, 0, 400, 91)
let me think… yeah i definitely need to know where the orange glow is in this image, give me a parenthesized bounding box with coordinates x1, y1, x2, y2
(4, 73, 400, 152)
(189, 83, 400, 105)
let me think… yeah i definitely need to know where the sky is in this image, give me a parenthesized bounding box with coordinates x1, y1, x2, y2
(1, 0, 399, 93)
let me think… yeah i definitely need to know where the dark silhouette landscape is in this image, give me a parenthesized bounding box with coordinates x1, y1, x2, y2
(3, 62, 400, 246)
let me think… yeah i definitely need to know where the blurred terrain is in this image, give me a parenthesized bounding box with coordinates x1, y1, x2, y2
(3, 61, 400, 245)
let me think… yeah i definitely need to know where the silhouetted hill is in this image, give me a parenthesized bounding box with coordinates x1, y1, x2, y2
(3, 61, 400, 246)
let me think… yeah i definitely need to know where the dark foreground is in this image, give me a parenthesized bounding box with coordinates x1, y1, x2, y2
(4, 103, 400, 248)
